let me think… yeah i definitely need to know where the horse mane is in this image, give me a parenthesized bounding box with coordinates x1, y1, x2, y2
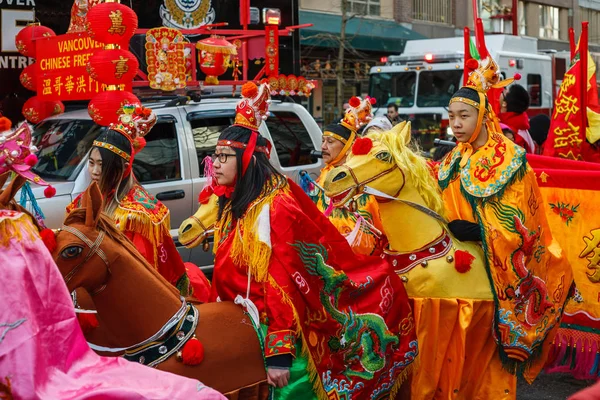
(63, 209, 180, 297)
(367, 130, 445, 217)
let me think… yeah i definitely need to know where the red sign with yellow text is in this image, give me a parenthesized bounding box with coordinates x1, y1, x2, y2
(265, 25, 279, 77)
(36, 32, 130, 101)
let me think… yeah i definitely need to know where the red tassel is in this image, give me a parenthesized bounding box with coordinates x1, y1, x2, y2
(133, 137, 146, 153)
(466, 58, 479, 71)
(40, 228, 57, 252)
(352, 137, 374, 155)
(77, 312, 99, 335)
(24, 153, 38, 167)
(348, 96, 361, 108)
(454, 250, 475, 273)
(514, 73, 522, 81)
(44, 185, 56, 198)
(181, 336, 204, 365)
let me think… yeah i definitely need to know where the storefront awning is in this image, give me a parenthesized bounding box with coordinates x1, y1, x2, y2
(299, 10, 426, 54)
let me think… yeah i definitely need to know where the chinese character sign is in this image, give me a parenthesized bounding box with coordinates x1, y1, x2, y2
(265, 25, 279, 78)
(36, 33, 128, 101)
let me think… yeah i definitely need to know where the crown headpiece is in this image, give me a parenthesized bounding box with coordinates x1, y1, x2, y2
(340, 96, 376, 131)
(95, 104, 157, 161)
(233, 82, 272, 132)
(0, 117, 55, 198)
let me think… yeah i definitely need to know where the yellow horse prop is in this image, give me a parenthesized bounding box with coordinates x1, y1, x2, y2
(178, 193, 218, 250)
(323, 122, 517, 399)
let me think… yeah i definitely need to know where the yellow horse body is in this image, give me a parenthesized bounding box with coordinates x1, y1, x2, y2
(178, 194, 218, 249)
(323, 122, 516, 400)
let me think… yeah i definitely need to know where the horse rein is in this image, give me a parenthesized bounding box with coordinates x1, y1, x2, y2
(343, 163, 405, 201)
(60, 225, 111, 296)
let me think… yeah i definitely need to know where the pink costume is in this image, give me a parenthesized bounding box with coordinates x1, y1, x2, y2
(0, 209, 225, 400)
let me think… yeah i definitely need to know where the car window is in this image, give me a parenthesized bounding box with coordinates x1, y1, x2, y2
(265, 111, 318, 167)
(134, 120, 181, 183)
(32, 120, 105, 181)
(191, 116, 234, 177)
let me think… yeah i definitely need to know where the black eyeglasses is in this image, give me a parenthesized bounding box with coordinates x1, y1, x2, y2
(212, 153, 236, 163)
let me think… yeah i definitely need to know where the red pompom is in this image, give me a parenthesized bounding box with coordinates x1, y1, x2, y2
(348, 96, 361, 108)
(454, 250, 475, 273)
(241, 82, 259, 99)
(133, 137, 146, 152)
(44, 185, 56, 198)
(514, 73, 522, 81)
(24, 153, 38, 167)
(77, 312, 99, 335)
(368, 97, 377, 105)
(0, 116, 11, 132)
(466, 58, 479, 70)
(181, 336, 204, 365)
(40, 228, 57, 252)
(352, 137, 374, 155)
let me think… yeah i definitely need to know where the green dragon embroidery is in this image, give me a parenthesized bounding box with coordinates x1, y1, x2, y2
(292, 241, 398, 379)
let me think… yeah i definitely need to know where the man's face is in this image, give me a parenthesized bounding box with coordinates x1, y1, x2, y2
(321, 136, 345, 165)
(387, 106, 398, 120)
(448, 101, 481, 143)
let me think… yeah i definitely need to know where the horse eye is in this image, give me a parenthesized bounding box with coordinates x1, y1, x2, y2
(376, 152, 392, 162)
(61, 246, 83, 259)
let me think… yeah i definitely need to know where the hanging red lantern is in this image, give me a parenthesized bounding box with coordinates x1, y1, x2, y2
(15, 24, 56, 58)
(87, 49, 139, 85)
(86, 3, 138, 46)
(196, 36, 237, 85)
(88, 90, 140, 126)
(22, 96, 64, 124)
(20, 63, 38, 91)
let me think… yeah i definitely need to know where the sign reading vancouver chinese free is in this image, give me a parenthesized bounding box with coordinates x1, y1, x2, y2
(36, 32, 130, 101)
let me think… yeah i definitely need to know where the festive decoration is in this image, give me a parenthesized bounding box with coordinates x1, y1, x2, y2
(88, 91, 141, 127)
(352, 137, 374, 155)
(454, 250, 475, 273)
(19, 63, 38, 92)
(15, 24, 56, 58)
(340, 96, 376, 131)
(107, 104, 157, 154)
(233, 82, 271, 132)
(146, 27, 188, 91)
(160, 0, 215, 30)
(180, 336, 204, 365)
(265, 24, 279, 77)
(85, 2, 138, 46)
(196, 36, 236, 85)
(68, 0, 103, 33)
(261, 75, 315, 97)
(549, 201, 580, 226)
(87, 49, 139, 85)
(22, 96, 64, 124)
(40, 228, 57, 252)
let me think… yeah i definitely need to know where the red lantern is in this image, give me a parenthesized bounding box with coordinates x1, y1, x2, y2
(15, 24, 56, 58)
(196, 36, 237, 85)
(86, 3, 138, 46)
(20, 63, 38, 91)
(22, 96, 64, 124)
(87, 49, 139, 85)
(88, 90, 140, 126)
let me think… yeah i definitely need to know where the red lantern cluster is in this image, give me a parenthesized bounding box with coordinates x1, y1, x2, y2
(15, 24, 64, 124)
(88, 91, 141, 126)
(22, 96, 65, 124)
(86, 3, 140, 126)
(196, 36, 237, 85)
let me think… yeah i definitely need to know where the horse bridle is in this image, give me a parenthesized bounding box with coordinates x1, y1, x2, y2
(189, 215, 214, 251)
(342, 163, 405, 202)
(60, 225, 111, 296)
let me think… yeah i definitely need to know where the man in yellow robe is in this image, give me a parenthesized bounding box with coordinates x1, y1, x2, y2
(438, 43, 573, 384)
(303, 96, 384, 256)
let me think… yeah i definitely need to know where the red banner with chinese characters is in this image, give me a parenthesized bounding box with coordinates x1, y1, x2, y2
(36, 32, 130, 101)
(265, 25, 279, 77)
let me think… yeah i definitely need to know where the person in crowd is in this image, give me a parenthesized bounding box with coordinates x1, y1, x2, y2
(499, 84, 536, 153)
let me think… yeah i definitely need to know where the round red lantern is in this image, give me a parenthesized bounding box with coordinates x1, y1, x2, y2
(87, 49, 139, 85)
(196, 36, 237, 85)
(22, 96, 64, 124)
(20, 63, 38, 91)
(86, 3, 138, 46)
(88, 90, 140, 126)
(15, 24, 56, 58)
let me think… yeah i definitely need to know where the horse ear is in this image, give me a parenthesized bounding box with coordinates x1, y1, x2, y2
(82, 182, 104, 227)
(0, 175, 27, 207)
(390, 121, 411, 145)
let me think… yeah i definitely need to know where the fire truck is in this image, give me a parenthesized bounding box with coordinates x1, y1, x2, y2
(368, 34, 569, 150)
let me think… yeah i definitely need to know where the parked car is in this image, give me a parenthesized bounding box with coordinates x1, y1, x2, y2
(25, 97, 324, 271)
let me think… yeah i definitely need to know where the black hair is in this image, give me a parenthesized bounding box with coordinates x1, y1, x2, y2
(387, 103, 398, 112)
(529, 114, 551, 146)
(92, 129, 132, 200)
(451, 87, 489, 109)
(505, 84, 530, 114)
(323, 123, 354, 141)
(217, 126, 284, 220)
(432, 145, 454, 162)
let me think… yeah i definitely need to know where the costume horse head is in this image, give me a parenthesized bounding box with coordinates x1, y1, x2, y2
(178, 193, 218, 250)
(52, 182, 269, 399)
(324, 122, 492, 299)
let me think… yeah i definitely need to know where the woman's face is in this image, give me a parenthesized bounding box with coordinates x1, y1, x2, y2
(213, 145, 238, 186)
(88, 148, 102, 184)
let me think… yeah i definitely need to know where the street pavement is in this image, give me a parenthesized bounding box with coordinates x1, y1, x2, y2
(517, 373, 593, 399)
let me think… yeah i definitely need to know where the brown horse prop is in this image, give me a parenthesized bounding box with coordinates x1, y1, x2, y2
(51, 182, 268, 399)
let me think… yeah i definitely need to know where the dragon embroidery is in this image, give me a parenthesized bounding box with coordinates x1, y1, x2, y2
(292, 242, 398, 380)
(473, 139, 506, 182)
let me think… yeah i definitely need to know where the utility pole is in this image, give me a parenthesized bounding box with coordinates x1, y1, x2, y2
(337, 0, 348, 120)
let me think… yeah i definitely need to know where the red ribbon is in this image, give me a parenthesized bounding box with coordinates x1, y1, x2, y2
(242, 131, 258, 176)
